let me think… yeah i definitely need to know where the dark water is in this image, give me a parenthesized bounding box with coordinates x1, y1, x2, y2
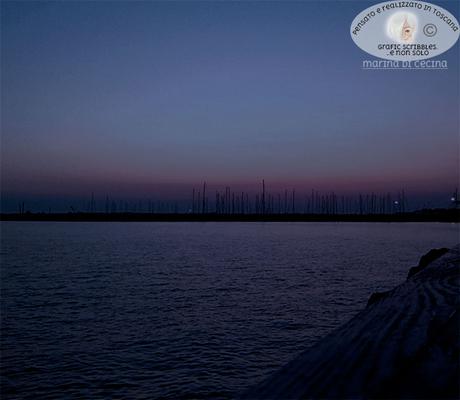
(1, 222, 458, 399)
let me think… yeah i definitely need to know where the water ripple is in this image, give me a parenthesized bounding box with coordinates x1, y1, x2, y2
(1, 221, 457, 399)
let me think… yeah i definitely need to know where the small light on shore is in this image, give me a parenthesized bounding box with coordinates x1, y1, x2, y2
(451, 197, 456, 202)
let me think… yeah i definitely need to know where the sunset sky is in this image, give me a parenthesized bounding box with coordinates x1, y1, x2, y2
(1, 1, 459, 211)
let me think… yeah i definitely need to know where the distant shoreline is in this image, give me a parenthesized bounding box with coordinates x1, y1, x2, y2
(1, 209, 458, 223)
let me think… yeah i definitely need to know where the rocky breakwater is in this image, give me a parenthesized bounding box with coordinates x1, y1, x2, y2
(241, 246, 460, 399)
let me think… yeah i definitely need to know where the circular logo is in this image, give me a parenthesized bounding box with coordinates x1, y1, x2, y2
(350, 1, 460, 61)
(423, 23, 437, 37)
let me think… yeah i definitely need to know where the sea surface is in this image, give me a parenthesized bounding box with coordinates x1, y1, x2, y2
(1, 222, 458, 399)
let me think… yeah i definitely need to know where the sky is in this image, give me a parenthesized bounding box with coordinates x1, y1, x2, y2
(1, 0, 459, 211)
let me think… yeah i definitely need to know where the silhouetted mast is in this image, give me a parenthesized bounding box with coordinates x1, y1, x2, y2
(192, 188, 195, 214)
(292, 189, 295, 214)
(284, 190, 288, 214)
(262, 179, 266, 215)
(202, 182, 206, 214)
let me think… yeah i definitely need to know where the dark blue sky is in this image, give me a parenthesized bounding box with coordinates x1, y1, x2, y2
(1, 1, 459, 210)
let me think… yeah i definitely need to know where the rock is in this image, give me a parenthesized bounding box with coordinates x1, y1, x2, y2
(407, 248, 449, 279)
(241, 245, 460, 399)
(366, 290, 390, 307)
